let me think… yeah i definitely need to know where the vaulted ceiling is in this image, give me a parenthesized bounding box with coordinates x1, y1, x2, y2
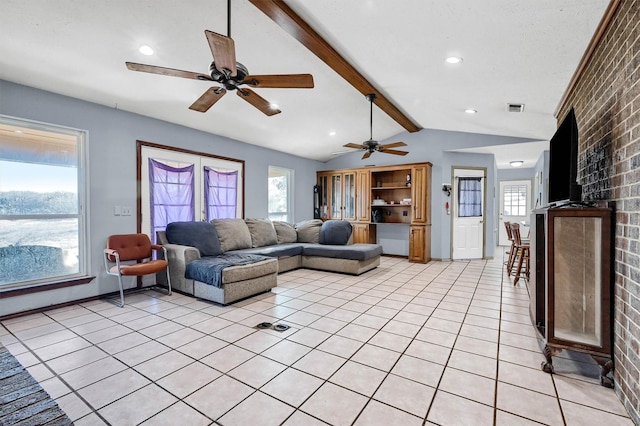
(0, 0, 609, 163)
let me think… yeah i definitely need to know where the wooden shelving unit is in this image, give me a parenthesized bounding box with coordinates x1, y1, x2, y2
(317, 162, 431, 262)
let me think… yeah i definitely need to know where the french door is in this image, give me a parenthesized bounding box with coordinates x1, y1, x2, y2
(139, 144, 243, 241)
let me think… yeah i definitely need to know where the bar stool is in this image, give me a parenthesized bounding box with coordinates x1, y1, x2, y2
(504, 221, 517, 275)
(510, 223, 530, 285)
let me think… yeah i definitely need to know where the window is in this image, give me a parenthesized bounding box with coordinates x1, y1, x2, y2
(503, 184, 528, 216)
(204, 167, 238, 220)
(458, 177, 482, 217)
(268, 166, 293, 222)
(0, 116, 88, 290)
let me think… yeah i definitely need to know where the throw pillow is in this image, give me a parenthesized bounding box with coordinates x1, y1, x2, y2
(165, 221, 222, 256)
(245, 218, 278, 248)
(319, 220, 353, 245)
(212, 218, 252, 252)
(295, 219, 323, 243)
(273, 221, 297, 244)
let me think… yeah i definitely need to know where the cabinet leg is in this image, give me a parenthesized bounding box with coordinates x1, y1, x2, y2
(541, 345, 554, 374)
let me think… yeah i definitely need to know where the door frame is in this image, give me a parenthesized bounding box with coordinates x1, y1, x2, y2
(498, 179, 533, 246)
(450, 166, 487, 260)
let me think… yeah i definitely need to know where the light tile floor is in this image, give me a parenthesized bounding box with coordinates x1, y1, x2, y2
(0, 255, 634, 425)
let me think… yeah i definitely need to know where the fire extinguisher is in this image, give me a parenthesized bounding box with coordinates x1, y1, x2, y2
(445, 201, 451, 215)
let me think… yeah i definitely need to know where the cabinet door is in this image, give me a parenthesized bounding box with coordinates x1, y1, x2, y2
(356, 169, 371, 222)
(411, 165, 429, 224)
(331, 173, 342, 219)
(352, 223, 375, 244)
(317, 173, 330, 219)
(343, 172, 356, 220)
(409, 225, 426, 262)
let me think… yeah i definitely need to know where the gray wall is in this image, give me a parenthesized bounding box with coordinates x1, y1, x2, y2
(0, 80, 320, 315)
(323, 128, 538, 260)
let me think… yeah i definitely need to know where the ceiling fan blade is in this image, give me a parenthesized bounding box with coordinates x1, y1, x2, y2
(380, 141, 407, 149)
(236, 88, 281, 116)
(343, 143, 365, 149)
(189, 87, 227, 112)
(362, 151, 373, 160)
(125, 62, 212, 81)
(380, 149, 409, 156)
(205, 30, 237, 77)
(243, 74, 314, 88)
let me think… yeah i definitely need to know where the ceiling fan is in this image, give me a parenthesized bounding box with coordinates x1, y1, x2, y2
(125, 0, 314, 116)
(343, 94, 409, 159)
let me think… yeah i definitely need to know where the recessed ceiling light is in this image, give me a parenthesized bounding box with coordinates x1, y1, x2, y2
(139, 45, 154, 56)
(510, 160, 524, 167)
(269, 103, 279, 109)
(464, 109, 477, 114)
(329, 131, 336, 136)
(14, 130, 23, 133)
(446, 56, 463, 64)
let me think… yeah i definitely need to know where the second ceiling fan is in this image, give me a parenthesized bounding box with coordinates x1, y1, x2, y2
(125, 0, 314, 116)
(344, 94, 409, 159)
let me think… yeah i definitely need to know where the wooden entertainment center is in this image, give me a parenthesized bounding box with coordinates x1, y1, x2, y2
(316, 162, 431, 263)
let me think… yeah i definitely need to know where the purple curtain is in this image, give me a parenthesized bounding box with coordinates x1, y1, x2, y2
(149, 159, 195, 243)
(204, 167, 238, 220)
(458, 177, 482, 217)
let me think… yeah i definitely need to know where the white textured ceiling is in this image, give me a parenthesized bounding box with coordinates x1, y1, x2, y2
(0, 0, 609, 164)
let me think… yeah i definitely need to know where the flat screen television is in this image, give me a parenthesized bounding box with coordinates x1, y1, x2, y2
(548, 107, 582, 205)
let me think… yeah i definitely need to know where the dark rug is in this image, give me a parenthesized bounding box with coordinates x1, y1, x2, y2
(0, 343, 73, 425)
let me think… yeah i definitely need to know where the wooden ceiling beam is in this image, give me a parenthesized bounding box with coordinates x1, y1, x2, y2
(249, 0, 421, 133)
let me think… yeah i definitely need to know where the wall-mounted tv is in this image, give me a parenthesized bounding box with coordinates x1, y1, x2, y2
(548, 107, 582, 205)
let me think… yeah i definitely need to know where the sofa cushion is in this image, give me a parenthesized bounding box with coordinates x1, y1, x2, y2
(227, 243, 304, 258)
(319, 220, 352, 245)
(295, 219, 323, 243)
(273, 221, 298, 244)
(302, 243, 383, 261)
(165, 221, 222, 256)
(212, 218, 252, 252)
(245, 218, 278, 248)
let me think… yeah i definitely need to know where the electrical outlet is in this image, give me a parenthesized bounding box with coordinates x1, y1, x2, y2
(114, 206, 121, 216)
(121, 206, 132, 216)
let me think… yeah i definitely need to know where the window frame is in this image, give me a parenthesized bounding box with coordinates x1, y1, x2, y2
(268, 166, 294, 223)
(0, 114, 91, 293)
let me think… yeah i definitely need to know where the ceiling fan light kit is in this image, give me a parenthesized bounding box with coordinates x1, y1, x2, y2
(343, 94, 409, 159)
(124, 0, 313, 116)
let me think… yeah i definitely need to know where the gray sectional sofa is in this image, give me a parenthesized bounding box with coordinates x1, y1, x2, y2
(156, 219, 382, 304)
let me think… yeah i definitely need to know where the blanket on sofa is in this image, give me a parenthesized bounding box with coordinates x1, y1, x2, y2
(185, 253, 271, 288)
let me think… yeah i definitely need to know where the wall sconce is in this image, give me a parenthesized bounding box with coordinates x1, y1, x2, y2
(442, 184, 451, 197)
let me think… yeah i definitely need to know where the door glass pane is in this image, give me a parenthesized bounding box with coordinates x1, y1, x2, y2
(503, 184, 528, 216)
(320, 175, 328, 219)
(553, 216, 602, 346)
(344, 173, 355, 218)
(331, 175, 341, 218)
(458, 177, 482, 217)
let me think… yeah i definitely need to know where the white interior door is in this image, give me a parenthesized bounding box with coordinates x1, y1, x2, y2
(498, 180, 532, 246)
(452, 168, 485, 260)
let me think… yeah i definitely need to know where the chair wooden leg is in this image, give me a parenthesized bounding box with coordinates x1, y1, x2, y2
(507, 244, 517, 275)
(514, 250, 525, 285)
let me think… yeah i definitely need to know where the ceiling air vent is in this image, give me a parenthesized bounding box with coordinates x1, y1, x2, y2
(507, 103, 525, 113)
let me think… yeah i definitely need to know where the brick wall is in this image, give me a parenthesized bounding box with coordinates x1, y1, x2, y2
(558, 1, 640, 421)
